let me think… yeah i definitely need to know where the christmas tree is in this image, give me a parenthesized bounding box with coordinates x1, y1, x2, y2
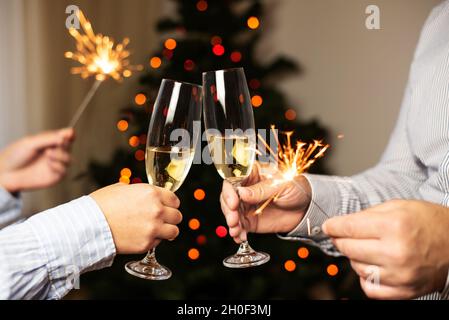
(85, 0, 362, 299)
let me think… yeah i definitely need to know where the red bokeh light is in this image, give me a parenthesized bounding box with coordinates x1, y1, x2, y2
(215, 226, 228, 238)
(212, 44, 225, 56)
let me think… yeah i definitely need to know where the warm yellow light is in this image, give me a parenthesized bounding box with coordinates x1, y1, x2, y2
(194, 189, 206, 201)
(284, 260, 296, 272)
(327, 264, 339, 276)
(119, 176, 130, 184)
(164, 38, 177, 50)
(120, 168, 132, 178)
(297, 247, 309, 259)
(129, 136, 140, 148)
(150, 57, 162, 69)
(247, 16, 260, 30)
(117, 120, 129, 132)
(251, 95, 263, 108)
(189, 218, 201, 231)
(134, 93, 147, 106)
(188, 248, 200, 260)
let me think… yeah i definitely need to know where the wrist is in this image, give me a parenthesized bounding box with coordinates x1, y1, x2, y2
(0, 173, 20, 194)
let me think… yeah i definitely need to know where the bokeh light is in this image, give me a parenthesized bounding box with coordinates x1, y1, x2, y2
(251, 95, 263, 108)
(131, 177, 142, 184)
(120, 168, 132, 178)
(189, 218, 201, 231)
(285, 108, 297, 121)
(249, 79, 261, 90)
(196, 0, 208, 12)
(230, 51, 242, 63)
(135, 150, 145, 161)
(247, 16, 260, 30)
(139, 134, 147, 145)
(215, 226, 228, 238)
(123, 70, 132, 78)
(150, 56, 162, 69)
(184, 59, 195, 71)
(117, 120, 129, 132)
(129, 136, 140, 148)
(135, 93, 147, 106)
(119, 176, 130, 184)
(212, 44, 225, 56)
(196, 235, 207, 246)
(210, 36, 222, 46)
(188, 248, 200, 260)
(164, 38, 177, 50)
(194, 189, 206, 201)
(297, 247, 309, 259)
(284, 260, 296, 272)
(327, 264, 339, 276)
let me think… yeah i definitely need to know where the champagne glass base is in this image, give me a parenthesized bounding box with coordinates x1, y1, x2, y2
(223, 242, 270, 268)
(125, 260, 172, 280)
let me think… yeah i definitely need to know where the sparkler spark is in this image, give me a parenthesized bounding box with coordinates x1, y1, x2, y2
(65, 10, 141, 127)
(255, 125, 330, 215)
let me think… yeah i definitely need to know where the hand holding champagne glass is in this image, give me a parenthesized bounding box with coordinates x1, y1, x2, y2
(203, 68, 270, 268)
(125, 79, 202, 280)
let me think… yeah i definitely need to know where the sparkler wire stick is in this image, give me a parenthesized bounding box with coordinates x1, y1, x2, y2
(68, 79, 102, 127)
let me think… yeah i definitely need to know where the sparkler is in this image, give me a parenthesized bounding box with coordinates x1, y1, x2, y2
(65, 10, 141, 127)
(255, 125, 330, 215)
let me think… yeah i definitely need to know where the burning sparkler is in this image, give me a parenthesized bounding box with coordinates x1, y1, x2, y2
(65, 10, 141, 127)
(255, 125, 330, 215)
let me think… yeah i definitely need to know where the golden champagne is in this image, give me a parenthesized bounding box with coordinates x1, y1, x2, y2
(207, 135, 255, 184)
(146, 146, 195, 192)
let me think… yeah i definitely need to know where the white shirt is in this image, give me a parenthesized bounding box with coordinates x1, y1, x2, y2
(281, 0, 449, 300)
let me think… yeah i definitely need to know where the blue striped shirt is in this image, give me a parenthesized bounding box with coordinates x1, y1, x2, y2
(0, 191, 116, 299)
(281, 0, 449, 299)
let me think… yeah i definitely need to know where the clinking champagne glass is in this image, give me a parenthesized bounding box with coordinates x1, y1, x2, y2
(125, 79, 202, 280)
(202, 68, 270, 268)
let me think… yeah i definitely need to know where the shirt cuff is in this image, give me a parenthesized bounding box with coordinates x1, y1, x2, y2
(26, 196, 116, 299)
(278, 174, 342, 241)
(440, 268, 449, 299)
(0, 186, 22, 228)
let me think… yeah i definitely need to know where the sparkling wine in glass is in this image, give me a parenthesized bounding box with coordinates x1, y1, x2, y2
(203, 68, 270, 268)
(125, 79, 202, 280)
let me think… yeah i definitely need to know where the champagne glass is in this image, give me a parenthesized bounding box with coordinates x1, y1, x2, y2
(125, 79, 202, 280)
(202, 68, 270, 268)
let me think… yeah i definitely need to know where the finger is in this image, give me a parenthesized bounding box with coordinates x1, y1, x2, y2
(220, 194, 240, 228)
(48, 159, 67, 176)
(46, 148, 71, 165)
(229, 226, 243, 238)
(162, 208, 183, 225)
(27, 130, 66, 150)
(155, 187, 180, 208)
(222, 180, 239, 210)
(350, 261, 383, 280)
(322, 210, 385, 239)
(359, 277, 415, 300)
(157, 224, 180, 241)
(333, 238, 384, 265)
(237, 178, 283, 205)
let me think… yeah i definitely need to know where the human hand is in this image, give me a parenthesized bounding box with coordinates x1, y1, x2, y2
(0, 128, 75, 193)
(90, 183, 183, 254)
(323, 200, 449, 299)
(220, 163, 312, 243)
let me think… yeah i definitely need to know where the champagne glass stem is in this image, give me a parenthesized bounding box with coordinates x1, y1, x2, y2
(143, 247, 158, 264)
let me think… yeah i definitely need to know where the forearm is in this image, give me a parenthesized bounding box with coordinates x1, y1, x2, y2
(0, 196, 116, 300)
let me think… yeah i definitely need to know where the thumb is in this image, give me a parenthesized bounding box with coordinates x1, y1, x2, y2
(237, 179, 282, 205)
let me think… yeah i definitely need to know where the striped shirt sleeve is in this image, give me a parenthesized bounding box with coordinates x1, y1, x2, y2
(0, 186, 22, 228)
(0, 196, 116, 300)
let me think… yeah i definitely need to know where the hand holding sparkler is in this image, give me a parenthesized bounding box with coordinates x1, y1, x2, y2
(221, 162, 311, 242)
(65, 10, 141, 127)
(220, 126, 329, 241)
